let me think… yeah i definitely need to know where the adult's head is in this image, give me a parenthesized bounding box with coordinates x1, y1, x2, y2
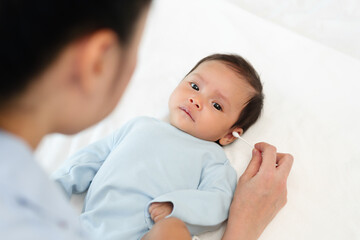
(0, 0, 151, 147)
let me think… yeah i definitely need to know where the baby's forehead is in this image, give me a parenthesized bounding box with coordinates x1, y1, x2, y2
(195, 60, 246, 79)
(193, 61, 255, 92)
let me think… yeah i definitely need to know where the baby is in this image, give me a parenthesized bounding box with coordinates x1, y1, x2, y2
(52, 53, 264, 240)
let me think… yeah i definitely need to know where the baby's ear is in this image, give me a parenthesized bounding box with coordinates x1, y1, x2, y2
(219, 127, 243, 146)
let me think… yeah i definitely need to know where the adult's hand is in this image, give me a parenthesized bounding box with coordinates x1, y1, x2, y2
(222, 142, 294, 240)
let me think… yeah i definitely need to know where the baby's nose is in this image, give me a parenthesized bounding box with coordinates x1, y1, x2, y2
(189, 98, 201, 109)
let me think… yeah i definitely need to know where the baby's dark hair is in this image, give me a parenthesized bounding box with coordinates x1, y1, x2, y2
(187, 53, 264, 133)
(0, 0, 151, 108)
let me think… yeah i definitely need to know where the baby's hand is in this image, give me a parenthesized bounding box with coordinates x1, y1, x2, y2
(149, 202, 173, 223)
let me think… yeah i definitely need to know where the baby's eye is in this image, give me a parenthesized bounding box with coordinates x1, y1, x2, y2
(213, 102, 222, 111)
(190, 83, 199, 91)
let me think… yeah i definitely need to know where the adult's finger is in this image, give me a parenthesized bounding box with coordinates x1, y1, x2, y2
(276, 153, 291, 165)
(276, 153, 294, 179)
(255, 142, 277, 173)
(242, 148, 262, 179)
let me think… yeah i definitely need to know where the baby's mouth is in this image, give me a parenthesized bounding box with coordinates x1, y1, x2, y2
(179, 106, 195, 122)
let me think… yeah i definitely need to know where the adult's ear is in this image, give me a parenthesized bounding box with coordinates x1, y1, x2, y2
(75, 29, 122, 95)
(219, 127, 244, 146)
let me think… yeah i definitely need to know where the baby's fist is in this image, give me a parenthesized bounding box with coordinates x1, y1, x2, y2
(149, 202, 173, 223)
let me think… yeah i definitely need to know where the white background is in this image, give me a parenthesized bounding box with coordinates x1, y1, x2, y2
(36, 1, 360, 239)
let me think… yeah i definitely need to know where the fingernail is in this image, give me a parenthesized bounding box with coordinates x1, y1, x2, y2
(252, 148, 257, 156)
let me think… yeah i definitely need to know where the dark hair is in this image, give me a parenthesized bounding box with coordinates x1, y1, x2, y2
(187, 53, 264, 133)
(0, 0, 151, 107)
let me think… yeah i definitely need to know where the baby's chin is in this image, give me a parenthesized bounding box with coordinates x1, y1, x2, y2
(169, 119, 220, 142)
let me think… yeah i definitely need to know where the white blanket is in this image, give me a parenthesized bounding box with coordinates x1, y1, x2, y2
(35, 0, 360, 239)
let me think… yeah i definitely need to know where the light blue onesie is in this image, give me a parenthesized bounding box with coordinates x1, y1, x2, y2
(52, 116, 237, 240)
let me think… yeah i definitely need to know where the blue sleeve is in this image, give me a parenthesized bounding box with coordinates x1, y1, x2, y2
(145, 161, 237, 235)
(51, 128, 123, 199)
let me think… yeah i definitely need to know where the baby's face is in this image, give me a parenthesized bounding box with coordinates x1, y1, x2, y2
(168, 60, 254, 142)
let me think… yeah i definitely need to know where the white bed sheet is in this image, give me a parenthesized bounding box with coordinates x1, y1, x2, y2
(225, 0, 360, 60)
(35, 0, 360, 239)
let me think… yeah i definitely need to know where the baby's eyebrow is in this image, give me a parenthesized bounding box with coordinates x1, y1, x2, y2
(192, 73, 206, 83)
(193, 73, 230, 107)
(215, 89, 230, 106)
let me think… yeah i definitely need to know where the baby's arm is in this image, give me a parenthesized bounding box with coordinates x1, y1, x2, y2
(52, 130, 120, 198)
(146, 161, 237, 235)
